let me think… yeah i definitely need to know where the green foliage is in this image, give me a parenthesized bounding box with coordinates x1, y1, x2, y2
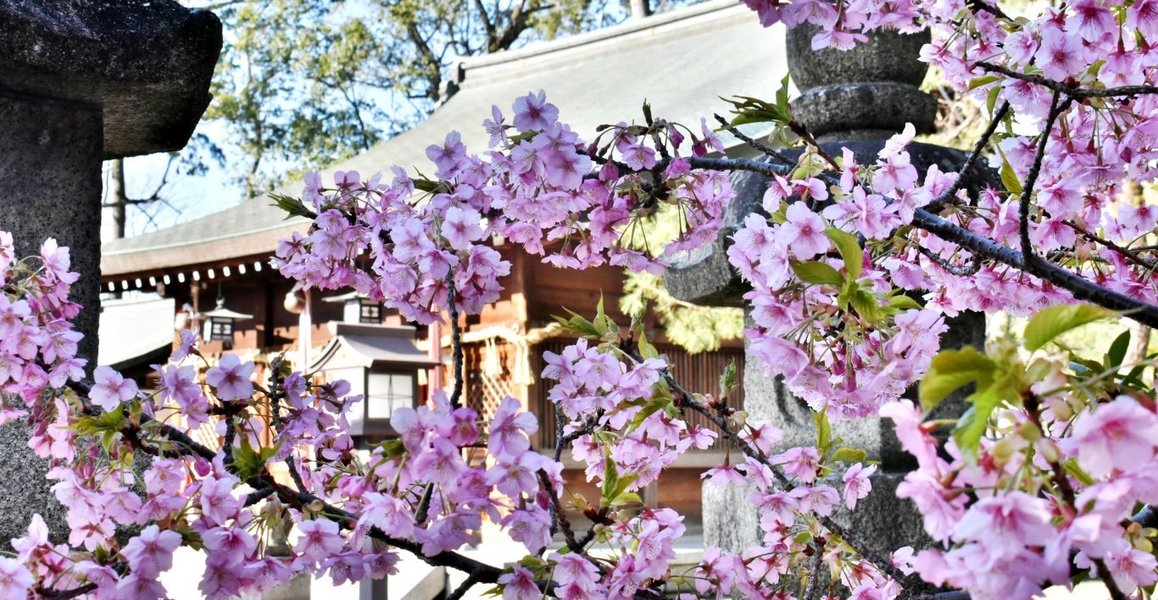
(600, 451, 641, 508)
(1022, 303, 1113, 352)
(921, 301, 1131, 461)
(233, 436, 280, 482)
(201, 0, 690, 198)
(619, 272, 743, 354)
(920, 346, 998, 413)
(790, 260, 844, 287)
(920, 342, 1026, 460)
(721, 75, 793, 126)
(826, 228, 862, 279)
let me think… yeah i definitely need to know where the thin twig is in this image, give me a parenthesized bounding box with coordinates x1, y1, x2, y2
(446, 272, 464, 408)
(538, 470, 587, 555)
(1067, 221, 1158, 271)
(447, 570, 486, 600)
(917, 246, 981, 276)
(927, 101, 1010, 212)
(713, 114, 795, 164)
(1018, 91, 1068, 261)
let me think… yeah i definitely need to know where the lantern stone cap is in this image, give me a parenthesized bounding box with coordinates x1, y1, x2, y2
(312, 323, 439, 371)
(322, 291, 370, 303)
(201, 305, 253, 321)
(0, 0, 222, 158)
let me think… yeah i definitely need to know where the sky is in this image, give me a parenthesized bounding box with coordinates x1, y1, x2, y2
(104, 0, 648, 243)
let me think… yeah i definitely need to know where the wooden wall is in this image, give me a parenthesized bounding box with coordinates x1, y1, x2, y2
(531, 340, 746, 451)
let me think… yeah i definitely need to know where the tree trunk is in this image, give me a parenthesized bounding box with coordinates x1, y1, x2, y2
(1128, 322, 1151, 365)
(105, 158, 128, 239)
(629, 0, 651, 19)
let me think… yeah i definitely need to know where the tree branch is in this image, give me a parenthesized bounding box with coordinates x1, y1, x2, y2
(676, 155, 1158, 328)
(1017, 91, 1067, 261)
(927, 101, 1010, 212)
(976, 62, 1158, 98)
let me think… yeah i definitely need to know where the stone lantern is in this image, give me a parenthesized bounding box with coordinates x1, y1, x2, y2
(0, 1, 222, 541)
(666, 25, 992, 555)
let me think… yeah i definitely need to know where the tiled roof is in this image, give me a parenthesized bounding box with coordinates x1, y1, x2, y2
(101, 0, 785, 280)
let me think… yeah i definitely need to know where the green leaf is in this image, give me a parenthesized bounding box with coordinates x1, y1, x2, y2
(609, 491, 642, 508)
(637, 332, 659, 360)
(721, 95, 789, 126)
(626, 398, 670, 434)
(919, 346, 997, 413)
(827, 228, 863, 279)
(790, 260, 844, 287)
(889, 293, 923, 311)
(814, 408, 832, 453)
(233, 436, 279, 482)
(831, 447, 868, 463)
(952, 384, 1002, 459)
(1063, 458, 1096, 487)
(987, 85, 1001, 117)
(968, 75, 1001, 90)
(642, 100, 653, 126)
(775, 74, 792, 116)
(848, 289, 884, 326)
(73, 409, 125, 436)
(998, 149, 1023, 196)
(377, 438, 407, 459)
(600, 452, 619, 508)
(552, 308, 600, 338)
(268, 193, 317, 220)
(719, 358, 738, 397)
(412, 177, 445, 194)
(1106, 330, 1131, 370)
(1023, 303, 1112, 352)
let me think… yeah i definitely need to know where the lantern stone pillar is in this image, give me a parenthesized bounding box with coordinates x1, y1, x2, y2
(667, 25, 991, 555)
(0, 0, 221, 542)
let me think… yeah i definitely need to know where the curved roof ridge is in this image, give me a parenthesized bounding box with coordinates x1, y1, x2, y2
(454, 0, 748, 88)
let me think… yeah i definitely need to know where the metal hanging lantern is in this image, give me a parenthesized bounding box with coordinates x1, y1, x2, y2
(201, 286, 253, 349)
(322, 291, 384, 324)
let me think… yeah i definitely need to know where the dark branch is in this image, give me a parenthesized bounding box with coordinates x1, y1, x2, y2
(678, 156, 1158, 328)
(928, 101, 1010, 212)
(977, 62, 1158, 98)
(446, 272, 465, 408)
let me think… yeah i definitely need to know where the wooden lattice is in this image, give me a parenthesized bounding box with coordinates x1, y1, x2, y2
(464, 341, 516, 424)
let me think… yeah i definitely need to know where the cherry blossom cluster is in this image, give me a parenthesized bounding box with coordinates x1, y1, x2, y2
(0, 233, 84, 428)
(271, 92, 732, 324)
(741, 0, 1158, 307)
(727, 127, 964, 418)
(8, 0, 1158, 596)
(881, 331, 1158, 599)
(0, 283, 553, 599)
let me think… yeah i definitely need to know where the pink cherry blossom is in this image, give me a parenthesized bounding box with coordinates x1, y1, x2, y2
(122, 525, 182, 579)
(89, 365, 138, 411)
(842, 463, 877, 510)
(1064, 396, 1158, 478)
(781, 203, 829, 260)
(204, 354, 255, 401)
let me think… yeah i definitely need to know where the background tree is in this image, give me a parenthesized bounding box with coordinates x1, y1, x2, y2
(102, 0, 669, 236)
